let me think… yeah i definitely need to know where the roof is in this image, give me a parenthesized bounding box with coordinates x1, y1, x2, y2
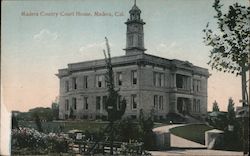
(57, 53, 209, 78)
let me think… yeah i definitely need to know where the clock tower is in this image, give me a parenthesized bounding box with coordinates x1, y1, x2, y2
(124, 0, 146, 55)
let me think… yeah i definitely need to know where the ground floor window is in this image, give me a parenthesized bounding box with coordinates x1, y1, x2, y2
(131, 94, 137, 110)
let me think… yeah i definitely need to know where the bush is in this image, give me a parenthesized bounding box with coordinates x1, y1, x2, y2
(11, 127, 72, 154)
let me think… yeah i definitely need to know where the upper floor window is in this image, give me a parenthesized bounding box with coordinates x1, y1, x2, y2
(117, 72, 122, 86)
(193, 79, 201, 92)
(131, 94, 137, 110)
(84, 76, 88, 88)
(176, 74, 188, 90)
(96, 75, 105, 88)
(84, 97, 88, 110)
(72, 77, 77, 90)
(153, 72, 164, 87)
(197, 80, 201, 92)
(72, 98, 77, 110)
(65, 81, 69, 92)
(132, 70, 137, 85)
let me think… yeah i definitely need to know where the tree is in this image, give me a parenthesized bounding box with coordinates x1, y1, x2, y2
(34, 113, 43, 132)
(227, 97, 236, 124)
(51, 102, 59, 120)
(212, 100, 220, 112)
(138, 109, 155, 150)
(203, 0, 249, 106)
(12, 114, 19, 129)
(103, 37, 127, 154)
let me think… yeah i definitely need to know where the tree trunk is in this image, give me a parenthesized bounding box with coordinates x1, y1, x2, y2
(241, 70, 248, 106)
(110, 121, 114, 155)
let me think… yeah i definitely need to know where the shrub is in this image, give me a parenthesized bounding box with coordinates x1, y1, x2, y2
(11, 127, 72, 154)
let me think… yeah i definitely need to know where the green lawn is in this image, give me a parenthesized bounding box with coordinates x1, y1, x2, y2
(19, 120, 108, 133)
(169, 124, 213, 145)
(19, 120, 164, 134)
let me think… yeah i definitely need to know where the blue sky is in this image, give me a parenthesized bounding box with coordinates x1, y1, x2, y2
(2, 0, 248, 112)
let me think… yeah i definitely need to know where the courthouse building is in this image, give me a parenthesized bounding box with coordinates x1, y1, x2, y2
(57, 2, 209, 120)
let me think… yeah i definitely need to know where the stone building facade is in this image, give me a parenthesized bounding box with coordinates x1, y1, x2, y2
(57, 2, 209, 120)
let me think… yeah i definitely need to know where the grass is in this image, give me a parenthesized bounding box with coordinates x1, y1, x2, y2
(19, 120, 108, 133)
(169, 124, 213, 145)
(19, 120, 165, 134)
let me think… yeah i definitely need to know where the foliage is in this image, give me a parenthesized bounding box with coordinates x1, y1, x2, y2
(212, 100, 220, 112)
(11, 127, 47, 153)
(51, 102, 59, 120)
(17, 107, 54, 121)
(11, 127, 72, 154)
(102, 38, 126, 154)
(227, 97, 236, 124)
(103, 37, 126, 122)
(12, 114, 19, 129)
(116, 118, 140, 142)
(34, 113, 43, 132)
(46, 133, 71, 153)
(30, 107, 54, 121)
(203, 0, 249, 75)
(170, 124, 213, 144)
(208, 112, 228, 130)
(138, 109, 155, 150)
(203, 0, 249, 106)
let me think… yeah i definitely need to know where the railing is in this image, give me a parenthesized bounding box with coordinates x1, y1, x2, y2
(69, 140, 144, 155)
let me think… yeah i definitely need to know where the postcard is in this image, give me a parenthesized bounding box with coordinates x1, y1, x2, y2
(1, 0, 249, 155)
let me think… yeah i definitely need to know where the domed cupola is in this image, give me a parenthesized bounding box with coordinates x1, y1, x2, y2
(124, 0, 146, 55)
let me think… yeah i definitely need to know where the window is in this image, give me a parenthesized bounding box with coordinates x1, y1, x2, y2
(159, 96, 163, 110)
(197, 80, 201, 92)
(138, 35, 142, 47)
(84, 76, 88, 88)
(131, 94, 137, 110)
(72, 98, 77, 110)
(65, 81, 69, 92)
(176, 74, 188, 89)
(84, 97, 88, 110)
(103, 96, 107, 110)
(65, 99, 69, 110)
(154, 72, 164, 87)
(197, 99, 201, 112)
(117, 72, 122, 86)
(154, 95, 158, 109)
(96, 75, 104, 88)
(96, 96, 101, 110)
(160, 74, 164, 87)
(72, 77, 77, 89)
(193, 99, 196, 112)
(132, 70, 137, 85)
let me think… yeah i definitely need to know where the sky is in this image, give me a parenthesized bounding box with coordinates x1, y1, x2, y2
(1, 0, 249, 112)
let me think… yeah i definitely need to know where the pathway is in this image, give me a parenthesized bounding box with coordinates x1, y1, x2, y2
(153, 124, 205, 148)
(151, 124, 243, 156)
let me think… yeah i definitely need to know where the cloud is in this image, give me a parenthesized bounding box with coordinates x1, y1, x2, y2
(156, 41, 178, 52)
(33, 29, 58, 42)
(79, 42, 114, 61)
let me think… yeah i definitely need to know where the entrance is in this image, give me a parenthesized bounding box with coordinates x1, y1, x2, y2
(177, 97, 191, 115)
